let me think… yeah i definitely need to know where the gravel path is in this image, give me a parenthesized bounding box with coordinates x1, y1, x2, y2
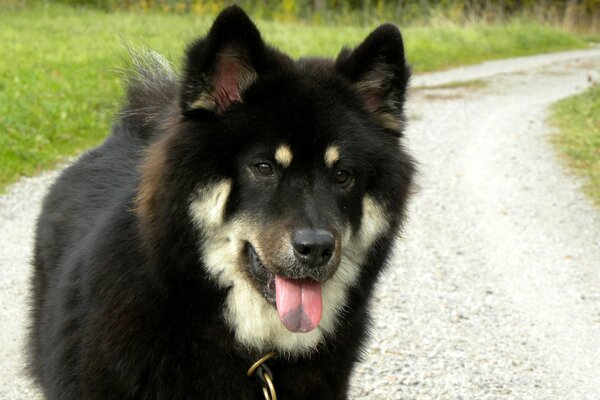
(1, 48, 600, 399)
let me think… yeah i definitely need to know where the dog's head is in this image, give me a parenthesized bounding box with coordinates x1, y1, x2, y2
(136, 6, 414, 354)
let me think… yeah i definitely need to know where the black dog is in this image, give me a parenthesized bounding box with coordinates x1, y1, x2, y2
(29, 6, 414, 399)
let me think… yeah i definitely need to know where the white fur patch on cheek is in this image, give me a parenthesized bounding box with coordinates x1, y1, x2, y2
(358, 195, 388, 246)
(189, 179, 232, 229)
(323, 195, 390, 332)
(189, 179, 240, 290)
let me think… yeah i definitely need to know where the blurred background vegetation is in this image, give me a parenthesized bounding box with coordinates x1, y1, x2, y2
(3, 0, 599, 33)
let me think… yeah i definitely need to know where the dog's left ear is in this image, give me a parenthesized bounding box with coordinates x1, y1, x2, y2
(335, 24, 411, 135)
(181, 6, 268, 116)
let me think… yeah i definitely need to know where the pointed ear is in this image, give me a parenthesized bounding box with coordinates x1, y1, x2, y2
(335, 24, 411, 135)
(181, 6, 267, 116)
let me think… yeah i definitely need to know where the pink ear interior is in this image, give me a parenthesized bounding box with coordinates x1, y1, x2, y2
(212, 55, 244, 114)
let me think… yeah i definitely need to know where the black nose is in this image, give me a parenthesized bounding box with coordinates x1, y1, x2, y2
(292, 229, 335, 268)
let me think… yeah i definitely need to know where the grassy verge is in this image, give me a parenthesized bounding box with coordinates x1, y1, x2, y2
(0, 5, 588, 189)
(550, 84, 600, 207)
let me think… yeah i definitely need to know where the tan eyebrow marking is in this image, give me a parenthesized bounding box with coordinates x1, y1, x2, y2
(324, 146, 340, 168)
(275, 144, 293, 168)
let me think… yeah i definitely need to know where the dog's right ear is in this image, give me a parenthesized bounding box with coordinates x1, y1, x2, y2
(181, 6, 267, 117)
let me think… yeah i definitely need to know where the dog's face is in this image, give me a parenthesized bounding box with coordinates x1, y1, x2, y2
(137, 6, 413, 355)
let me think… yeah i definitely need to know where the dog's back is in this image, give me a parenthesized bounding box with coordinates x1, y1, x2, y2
(28, 51, 177, 392)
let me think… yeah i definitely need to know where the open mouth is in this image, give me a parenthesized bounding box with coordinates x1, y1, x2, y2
(246, 243, 323, 333)
(246, 243, 276, 304)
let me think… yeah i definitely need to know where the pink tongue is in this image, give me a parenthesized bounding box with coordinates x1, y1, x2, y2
(275, 276, 322, 333)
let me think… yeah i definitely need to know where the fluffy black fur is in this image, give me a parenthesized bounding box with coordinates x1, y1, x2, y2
(29, 6, 414, 399)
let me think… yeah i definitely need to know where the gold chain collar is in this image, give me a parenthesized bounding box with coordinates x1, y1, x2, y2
(247, 352, 277, 400)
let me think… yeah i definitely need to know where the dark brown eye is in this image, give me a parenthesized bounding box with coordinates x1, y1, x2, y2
(334, 169, 351, 184)
(254, 162, 274, 176)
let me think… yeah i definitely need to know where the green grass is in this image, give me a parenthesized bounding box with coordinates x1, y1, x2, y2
(550, 84, 600, 207)
(0, 5, 588, 189)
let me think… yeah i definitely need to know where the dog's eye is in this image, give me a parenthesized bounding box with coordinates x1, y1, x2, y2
(334, 169, 351, 185)
(254, 162, 274, 176)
